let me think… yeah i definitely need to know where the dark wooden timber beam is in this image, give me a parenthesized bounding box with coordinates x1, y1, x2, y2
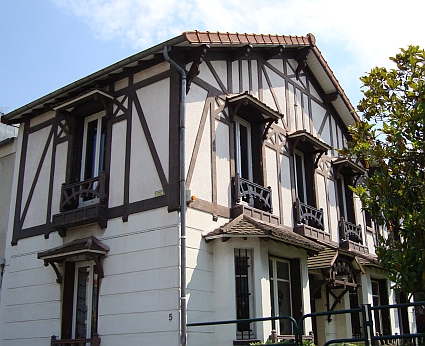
(186, 44, 209, 94)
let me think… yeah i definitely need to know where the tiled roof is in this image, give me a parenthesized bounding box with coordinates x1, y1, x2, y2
(183, 31, 315, 46)
(204, 214, 324, 253)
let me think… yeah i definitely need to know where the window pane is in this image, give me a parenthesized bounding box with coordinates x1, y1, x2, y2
(84, 119, 98, 180)
(277, 281, 292, 334)
(91, 267, 99, 336)
(98, 117, 107, 174)
(295, 154, 305, 202)
(276, 261, 289, 281)
(239, 123, 250, 179)
(75, 266, 90, 339)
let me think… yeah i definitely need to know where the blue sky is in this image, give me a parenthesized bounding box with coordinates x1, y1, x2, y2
(2, 0, 425, 115)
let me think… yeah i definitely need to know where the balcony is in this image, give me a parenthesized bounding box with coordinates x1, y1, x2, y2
(52, 172, 108, 236)
(294, 198, 331, 243)
(51, 334, 100, 346)
(339, 217, 369, 254)
(233, 174, 272, 212)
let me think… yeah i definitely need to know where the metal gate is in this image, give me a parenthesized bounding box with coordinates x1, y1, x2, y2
(187, 301, 425, 346)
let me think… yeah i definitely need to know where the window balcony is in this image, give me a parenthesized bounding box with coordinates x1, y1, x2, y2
(233, 173, 272, 213)
(339, 218, 369, 254)
(52, 172, 108, 236)
(294, 198, 330, 242)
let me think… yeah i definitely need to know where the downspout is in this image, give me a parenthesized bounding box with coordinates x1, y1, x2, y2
(163, 46, 187, 346)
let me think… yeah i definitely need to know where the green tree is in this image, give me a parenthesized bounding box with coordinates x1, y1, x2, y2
(340, 46, 425, 295)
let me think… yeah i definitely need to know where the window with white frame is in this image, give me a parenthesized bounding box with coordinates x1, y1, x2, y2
(294, 151, 307, 204)
(269, 257, 293, 335)
(81, 111, 106, 182)
(72, 261, 99, 340)
(235, 118, 253, 182)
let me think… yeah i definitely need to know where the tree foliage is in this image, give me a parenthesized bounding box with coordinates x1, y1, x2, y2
(341, 46, 425, 295)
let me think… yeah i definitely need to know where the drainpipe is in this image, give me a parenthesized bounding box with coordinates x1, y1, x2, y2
(163, 46, 187, 346)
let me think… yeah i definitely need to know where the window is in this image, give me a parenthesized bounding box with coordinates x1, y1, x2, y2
(235, 249, 255, 339)
(81, 111, 106, 182)
(62, 261, 100, 341)
(73, 262, 99, 340)
(235, 118, 253, 182)
(269, 258, 292, 335)
(371, 280, 391, 336)
(336, 174, 355, 224)
(349, 290, 362, 337)
(372, 281, 383, 335)
(293, 149, 316, 207)
(294, 151, 308, 204)
(37, 236, 108, 343)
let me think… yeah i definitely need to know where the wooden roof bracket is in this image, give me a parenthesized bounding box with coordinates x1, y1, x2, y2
(266, 45, 285, 60)
(295, 47, 311, 80)
(323, 91, 339, 104)
(314, 150, 326, 168)
(230, 98, 246, 122)
(186, 44, 209, 94)
(231, 44, 252, 62)
(44, 260, 63, 284)
(262, 118, 277, 140)
(289, 136, 302, 155)
(87, 253, 105, 278)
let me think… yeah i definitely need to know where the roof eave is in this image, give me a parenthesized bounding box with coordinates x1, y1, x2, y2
(1, 34, 188, 124)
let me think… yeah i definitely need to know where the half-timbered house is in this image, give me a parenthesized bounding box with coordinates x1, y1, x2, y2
(0, 31, 401, 346)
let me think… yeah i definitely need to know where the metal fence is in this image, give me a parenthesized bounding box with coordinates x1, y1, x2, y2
(187, 301, 425, 346)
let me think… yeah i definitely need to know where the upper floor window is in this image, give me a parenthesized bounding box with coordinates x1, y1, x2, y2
(228, 93, 282, 214)
(336, 174, 355, 224)
(81, 111, 106, 182)
(294, 150, 310, 205)
(235, 117, 253, 182)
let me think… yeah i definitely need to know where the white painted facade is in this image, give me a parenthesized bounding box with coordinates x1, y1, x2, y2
(0, 32, 404, 346)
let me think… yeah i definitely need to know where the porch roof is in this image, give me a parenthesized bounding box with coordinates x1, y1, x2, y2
(204, 214, 325, 254)
(37, 236, 110, 262)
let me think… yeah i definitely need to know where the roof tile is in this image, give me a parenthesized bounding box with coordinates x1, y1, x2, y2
(183, 30, 312, 47)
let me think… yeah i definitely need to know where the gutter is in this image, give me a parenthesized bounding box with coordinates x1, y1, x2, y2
(163, 46, 187, 346)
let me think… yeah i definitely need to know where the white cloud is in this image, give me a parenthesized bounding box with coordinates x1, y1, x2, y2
(49, 0, 425, 105)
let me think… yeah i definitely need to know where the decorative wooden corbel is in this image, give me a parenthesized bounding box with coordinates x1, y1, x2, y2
(44, 260, 63, 284)
(87, 253, 105, 278)
(265, 45, 284, 60)
(231, 45, 252, 62)
(323, 91, 339, 104)
(262, 119, 277, 140)
(230, 98, 249, 121)
(186, 44, 209, 94)
(295, 47, 311, 80)
(314, 150, 326, 168)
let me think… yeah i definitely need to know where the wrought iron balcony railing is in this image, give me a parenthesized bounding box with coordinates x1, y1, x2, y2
(60, 172, 108, 212)
(233, 173, 272, 213)
(294, 198, 324, 230)
(51, 333, 101, 346)
(340, 217, 363, 244)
